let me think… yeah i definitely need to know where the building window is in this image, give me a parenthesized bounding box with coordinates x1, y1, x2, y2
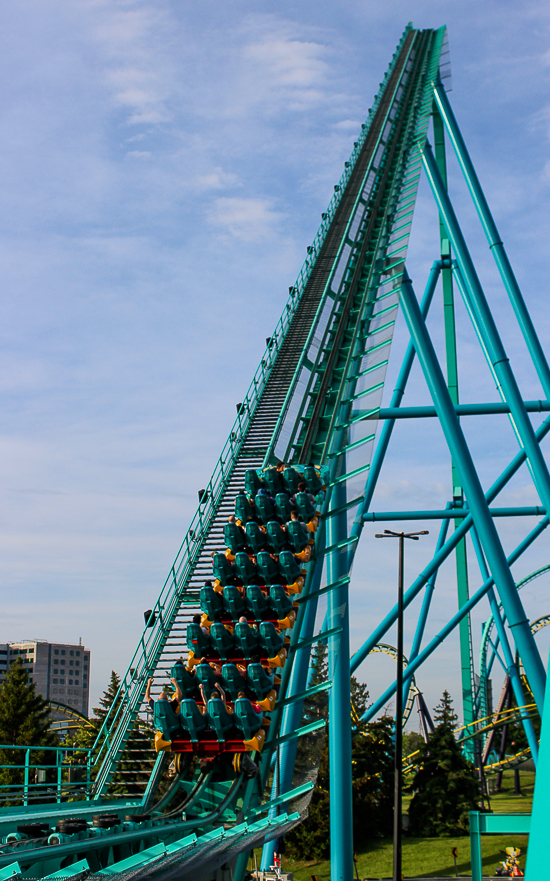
(53, 669, 58, 674)
(53, 688, 58, 694)
(59, 678, 64, 684)
(61, 650, 65, 655)
(70, 650, 74, 656)
(53, 679, 58, 684)
(54, 649, 59, 655)
(75, 661, 79, 667)
(69, 660, 73, 667)
(69, 679, 73, 685)
(76, 651, 80, 657)
(61, 660, 65, 666)
(75, 680, 79, 685)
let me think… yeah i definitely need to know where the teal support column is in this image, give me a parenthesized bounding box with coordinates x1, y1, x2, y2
(359, 518, 549, 722)
(433, 80, 550, 399)
(525, 644, 550, 880)
(327, 467, 353, 881)
(403, 514, 450, 706)
(422, 142, 550, 524)
(352, 415, 550, 675)
(260, 562, 325, 871)
(469, 527, 538, 764)
(398, 272, 546, 711)
(469, 812, 483, 881)
(433, 103, 475, 733)
(350, 261, 440, 559)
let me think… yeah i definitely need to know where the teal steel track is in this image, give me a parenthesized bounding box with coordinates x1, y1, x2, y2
(2, 20, 550, 881)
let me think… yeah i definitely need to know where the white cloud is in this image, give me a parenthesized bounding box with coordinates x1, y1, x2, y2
(0, 0, 549, 717)
(125, 150, 152, 159)
(195, 167, 240, 190)
(207, 196, 284, 241)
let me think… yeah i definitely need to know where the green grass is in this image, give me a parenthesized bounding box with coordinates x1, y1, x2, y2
(281, 834, 529, 879)
(253, 768, 534, 879)
(488, 768, 534, 813)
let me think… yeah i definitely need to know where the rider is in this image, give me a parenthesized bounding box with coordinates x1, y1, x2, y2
(145, 676, 182, 714)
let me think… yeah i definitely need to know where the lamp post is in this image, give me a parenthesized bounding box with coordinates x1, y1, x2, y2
(375, 528, 428, 881)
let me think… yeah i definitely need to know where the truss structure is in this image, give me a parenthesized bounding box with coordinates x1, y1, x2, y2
(1, 22, 549, 881)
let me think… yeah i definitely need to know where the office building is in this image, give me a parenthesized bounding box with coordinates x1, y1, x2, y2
(0, 640, 91, 717)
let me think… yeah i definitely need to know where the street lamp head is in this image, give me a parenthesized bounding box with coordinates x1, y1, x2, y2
(374, 529, 429, 539)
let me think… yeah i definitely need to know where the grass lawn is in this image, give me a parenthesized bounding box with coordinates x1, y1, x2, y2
(280, 834, 529, 879)
(253, 769, 534, 879)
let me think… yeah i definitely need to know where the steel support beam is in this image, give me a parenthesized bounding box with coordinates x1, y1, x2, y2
(402, 514, 450, 706)
(422, 141, 550, 522)
(433, 80, 550, 400)
(326, 470, 353, 881)
(398, 273, 546, 710)
(364, 506, 545, 521)
(361, 516, 548, 722)
(377, 400, 550, 418)
(351, 414, 550, 675)
(346, 261, 441, 566)
(469, 527, 538, 764)
(433, 101, 475, 733)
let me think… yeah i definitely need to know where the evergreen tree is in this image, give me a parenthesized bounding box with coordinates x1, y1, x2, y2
(69, 671, 153, 797)
(0, 658, 58, 804)
(407, 691, 480, 836)
(434, 690, 458, 728)
(351, 715, 395, 845)
(286, 641, 393, 858)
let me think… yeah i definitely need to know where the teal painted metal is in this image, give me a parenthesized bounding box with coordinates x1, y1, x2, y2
(469, 527, 538, 763)
(433, 98, 475, 744)
(345, 261, 440, 565)
(478, 565, 550, 720)
(0, 865, 21, 881)
(364, 506, 546, 520)
(433, 80, 550, 400)
(351, 414, 550, 675)
(42, 860, 89, 880)
(0, 744, 93, 807)
(7, 24, 550, 881)
(378, 400, 550, 418)
(360, 515, 549, 722)
(399, 272, 546, 711)
(525, 645, 550, 880)
(470, 812, 530, 881)
(402, 515, 450, 708)
(327, 476, 354, 881)
(423, 141, 550, 531)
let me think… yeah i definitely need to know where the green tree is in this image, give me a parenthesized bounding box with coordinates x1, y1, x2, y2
(402, 730, 424, 758)
(0, 657, 58, 804)
(286, 642, 394, 858)
(69, 671, 153, 797)
(351, 715, 395, 844)
(407, 691, 480, 836)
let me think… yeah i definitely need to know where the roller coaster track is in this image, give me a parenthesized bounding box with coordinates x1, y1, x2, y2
(5, 15, 550, 880)
(0, 24, 450, 880)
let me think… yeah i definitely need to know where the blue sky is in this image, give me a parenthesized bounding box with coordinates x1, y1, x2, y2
(1, 0, 550, 721)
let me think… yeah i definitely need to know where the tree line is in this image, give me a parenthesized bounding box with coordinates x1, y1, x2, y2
(0, 651, 488, 842)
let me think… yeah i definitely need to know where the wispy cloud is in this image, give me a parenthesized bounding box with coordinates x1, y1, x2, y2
(207, 196, 284, 241)
(1, 0, 550, 715)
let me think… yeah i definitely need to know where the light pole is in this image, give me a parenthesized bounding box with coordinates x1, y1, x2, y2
(375, 528, 428, 881)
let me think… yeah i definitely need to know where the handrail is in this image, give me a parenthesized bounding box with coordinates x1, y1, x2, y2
(0, 744, 94, 806)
